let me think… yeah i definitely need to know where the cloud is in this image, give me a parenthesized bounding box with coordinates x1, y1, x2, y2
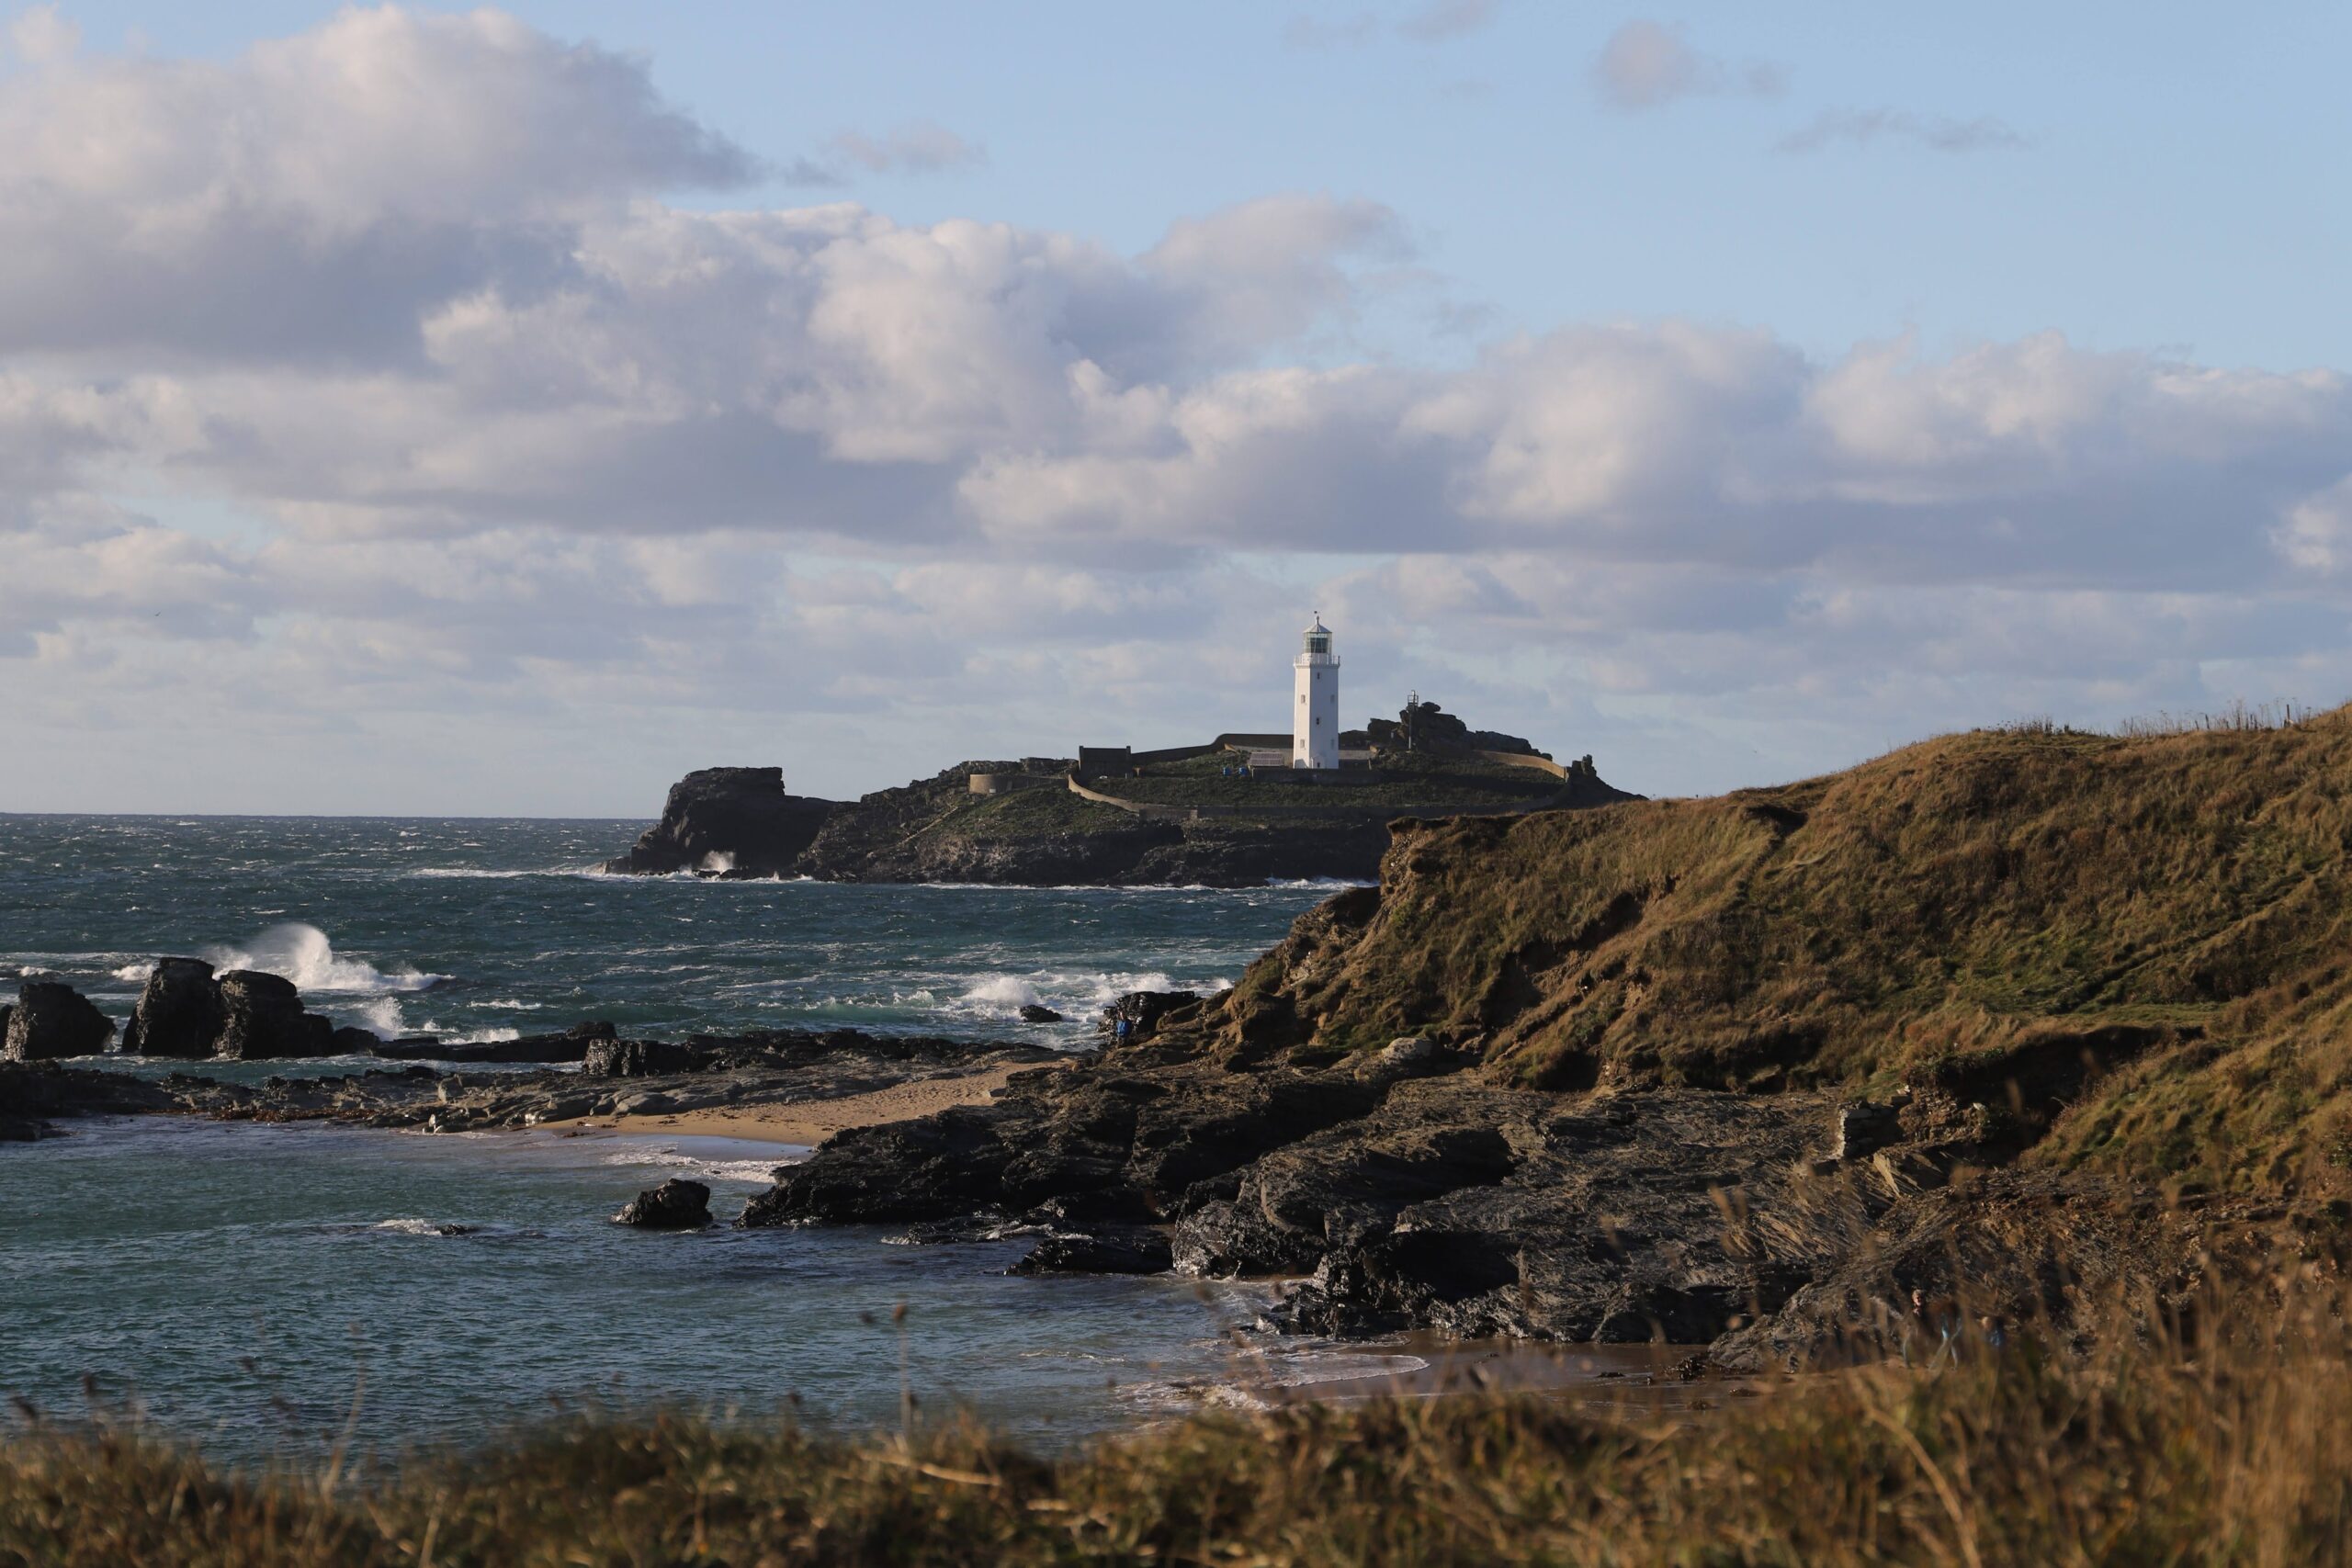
(1592, 20, 1785, 110)
(824, 120, 987, 175)
(2272, 477, 2352, 576)
(1282, 13, 1380, 51)
(3, 6, 2349, 814)
(1396, 0, 1500, 43)
(1777, 108, 2030, 154)
(6, 4, 76, 63)
(1283, 3, 1498, 50)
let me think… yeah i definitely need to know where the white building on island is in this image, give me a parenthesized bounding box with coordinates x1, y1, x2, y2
(1292, 613, 1340, 769)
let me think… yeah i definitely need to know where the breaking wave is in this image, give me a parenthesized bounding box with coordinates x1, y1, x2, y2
(952, 969, 1208, 1018)
(199, 922, 442, 995)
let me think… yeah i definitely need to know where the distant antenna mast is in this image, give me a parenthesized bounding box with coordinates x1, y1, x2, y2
(1407, 688, 1419, 752)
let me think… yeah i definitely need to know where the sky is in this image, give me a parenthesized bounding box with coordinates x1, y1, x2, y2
(1, 2, 2348, 815)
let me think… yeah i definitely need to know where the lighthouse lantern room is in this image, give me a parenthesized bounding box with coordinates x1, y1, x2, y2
(1292, 613, 1340, 769)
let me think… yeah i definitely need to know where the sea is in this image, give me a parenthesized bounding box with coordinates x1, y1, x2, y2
(0, 814, 1419, 1464)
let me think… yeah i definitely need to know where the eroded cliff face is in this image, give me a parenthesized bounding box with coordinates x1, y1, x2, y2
(746, 714, 2352, 1362)
(605, 766, 838, 876)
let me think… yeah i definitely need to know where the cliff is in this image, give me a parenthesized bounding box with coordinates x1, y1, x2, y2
(748, 710, 2352, 1362)
(605, 766, 837, 876)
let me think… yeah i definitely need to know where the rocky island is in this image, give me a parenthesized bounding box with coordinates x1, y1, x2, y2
(602, 700, 1638, 886)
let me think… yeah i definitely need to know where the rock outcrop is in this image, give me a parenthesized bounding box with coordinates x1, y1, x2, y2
(615, 1178, 712, 1229)
(122, 958, 226, 1057)
(212, 971, 334, 1060)
(2, 981, 115, 1062)
(741, 713, 2352, 1363)
(604, 766, 836, 876)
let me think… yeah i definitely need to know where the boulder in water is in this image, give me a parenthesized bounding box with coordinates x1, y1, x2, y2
(1012, 1227, 1173, 1275)
(122, 958, 225, 1058)
(1018, 1004, 1065, 1024)
(212, 971, 334, 1059)
(2, 981, 115, 1062)
(614, 1178, 712, 1229)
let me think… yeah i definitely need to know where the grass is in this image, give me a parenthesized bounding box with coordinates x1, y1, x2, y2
(6, 1265, 2348, 1564)
(1228, 705, 2352, 1196)
(927, 787, 1140, 840)
(1106, 750, 1564, 811)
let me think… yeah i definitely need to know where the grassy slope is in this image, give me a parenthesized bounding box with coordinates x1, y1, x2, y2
(1108, 750, 1568, 810)
(1227, 712, 2352, 1195)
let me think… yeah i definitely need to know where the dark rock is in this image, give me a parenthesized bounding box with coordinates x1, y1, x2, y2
(1097, 990, 1202, 1043)
(568, 1020, 618, 1042)
(1013, 1227, 1173, 1275)
(328, 1026, 383, 1056)
(122, 958, 224, 1058)
(1018, 1004, 1064, 1024)
(1363, 700, 1544, 759)
(3, 981, 116, 1062)
(581, 1037, 707, 1077)
(1832, 1100, 1903, 1162)
(212, 972, 334, 1060)
(615, 1178, 712, 1229)
(372, 1032, 596, 1065)
(605, 766, 836, 876)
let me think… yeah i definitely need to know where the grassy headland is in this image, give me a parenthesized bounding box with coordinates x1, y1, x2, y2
(1229, 707, 2352, 1198)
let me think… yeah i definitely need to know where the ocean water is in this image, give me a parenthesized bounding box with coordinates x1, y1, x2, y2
(0, 814, 1371, 1463)
(0, 815, 1340, 1045)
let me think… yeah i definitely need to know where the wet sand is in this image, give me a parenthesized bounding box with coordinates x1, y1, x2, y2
(537, 1060, 1064, 1145)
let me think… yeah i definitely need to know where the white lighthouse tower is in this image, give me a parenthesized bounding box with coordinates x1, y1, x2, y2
(1292, 613, 1340, 770)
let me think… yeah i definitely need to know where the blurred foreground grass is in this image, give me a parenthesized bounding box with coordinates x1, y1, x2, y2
(6, 1260, 2349, 1566)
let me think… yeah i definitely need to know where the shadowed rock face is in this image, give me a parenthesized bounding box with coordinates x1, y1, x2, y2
(213, 971, 334, 1060)
(123, 958, 225, 1058)
(605, 766, 837, 876)
(2, 981, 115, 1063)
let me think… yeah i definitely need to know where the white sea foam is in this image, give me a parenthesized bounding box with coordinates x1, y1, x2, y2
(696, 851, 737, 874)
(112, 961, 155, 983)
(597, 1146, 785, 1184)
(408, 865, 608, 880)
(949, 969, 1207, 1019)
(353, 997, 407, 1037)
(957, 975, 1042, 1010)
(368, 1218, 474, 1237)
(199, 922, 442, 995)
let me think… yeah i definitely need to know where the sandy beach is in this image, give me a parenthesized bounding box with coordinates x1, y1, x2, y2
(537, 1060, 1065, 1145)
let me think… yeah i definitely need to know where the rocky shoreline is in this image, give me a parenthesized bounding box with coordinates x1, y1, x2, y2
(0, 1025, 1069, 1145)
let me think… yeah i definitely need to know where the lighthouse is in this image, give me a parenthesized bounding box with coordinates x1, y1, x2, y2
(1292, 613, 1340, 769)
